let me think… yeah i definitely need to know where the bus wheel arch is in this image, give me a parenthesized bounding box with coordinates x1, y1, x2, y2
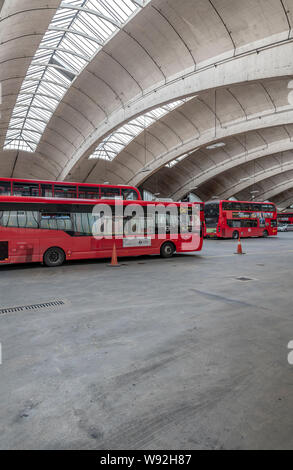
(160, 241, 176, 258)
(43, 247, 66, 267)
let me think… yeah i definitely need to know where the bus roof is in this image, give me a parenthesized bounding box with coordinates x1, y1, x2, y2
(0, 195, 203, 207)
(0, 176, 137, 189)
(205, 199, 276, 206)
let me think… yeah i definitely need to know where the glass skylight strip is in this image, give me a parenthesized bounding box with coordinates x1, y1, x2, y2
(165, 150, 194, 168)
(4, 0, 142, 152)
(89, 99, 189, 161)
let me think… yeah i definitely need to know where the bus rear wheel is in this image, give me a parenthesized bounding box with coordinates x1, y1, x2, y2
(263, 230, 269, 238)
(43, 247, 65, 267)
(232, 231, 239, 239)
(160, 242, 175, 258)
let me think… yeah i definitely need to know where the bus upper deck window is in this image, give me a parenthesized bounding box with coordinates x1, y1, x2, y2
(78, 186, 99, 199)
(54, 185, 77, 199)
(122, 189, 138, 200)
(0, 182, 11, 195)
(13, 182, 39, 197)
(101, 187, 121, 199)
(222, 202, 232, 210)
(262, 204, 275, 212)
(41, 184, 53, 197)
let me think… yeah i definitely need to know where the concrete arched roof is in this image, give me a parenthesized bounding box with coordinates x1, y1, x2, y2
(235, 172, 293, 202)
(185, 152, 293, 200)
(273, 189, 293, 209)
(62, 40, 293, 181)
(80, 77, 293, 187)
(1, 0, 293, 206)
(141, 129, 293, 200)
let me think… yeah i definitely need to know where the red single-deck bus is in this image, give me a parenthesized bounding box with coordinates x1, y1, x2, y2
(204, 200, 277, 239)
(0, 197, 203, 267)
(0, 177, 141, 200)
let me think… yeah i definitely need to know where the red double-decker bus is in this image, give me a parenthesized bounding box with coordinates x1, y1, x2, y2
(0, 177, 141, 201)
(204, 200, 277, 239)
(0, 196, 204, 267)
(277, 212, 293, 225)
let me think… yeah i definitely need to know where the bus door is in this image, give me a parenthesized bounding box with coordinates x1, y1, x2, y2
(120, 209, 152, 253)
(258, 213, 266, 233)
(0, 241, 9, 263)
(70, 211, 102, 258)
(8, 210, 40, 263)
(270, 218, 278, 235)
(77, 206, 119, 256)
(98, 216, 118, 254)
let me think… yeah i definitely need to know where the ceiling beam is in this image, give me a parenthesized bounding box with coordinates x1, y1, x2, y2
(59, 3, 121, 28)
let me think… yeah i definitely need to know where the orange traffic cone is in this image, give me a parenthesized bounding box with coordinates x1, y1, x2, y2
(108, 242, 121, 267)
(235, 235, 245, 255)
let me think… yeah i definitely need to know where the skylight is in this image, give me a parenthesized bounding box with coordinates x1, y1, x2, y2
(89, 99, 189, 161)
(165, 150, 194, 168)
(4, 0, 143, 152)
(206, 142, 226, 150)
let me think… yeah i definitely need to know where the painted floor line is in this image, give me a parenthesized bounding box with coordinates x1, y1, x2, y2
(203, 249, 293, 258)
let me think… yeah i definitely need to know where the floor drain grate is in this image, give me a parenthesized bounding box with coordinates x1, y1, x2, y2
(0, 300, 65, 315)
(236, 277, 254, 282)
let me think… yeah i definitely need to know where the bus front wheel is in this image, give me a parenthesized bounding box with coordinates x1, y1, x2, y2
(263, 230, 269, 238)
(43, 247, 65, 267)
(160, 242, 175, 258)
(232, 231, 239, 239)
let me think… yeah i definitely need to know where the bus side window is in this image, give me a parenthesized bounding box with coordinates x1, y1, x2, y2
(0, 210, 39, 228)
(1, 211, 11, 227)
(262, 204, 274, 212)
(145, 215, 155, 235)
(229, 220, 241, 228)
(5, 211, 23, 227)
(13, 183, 39, 197)
(54, 185, 77, 199)
(101, 188, 121, 199)
(40, 213, 72, 231)
(180, 212, 190, 234)
(78, 187, 99, 199)
(27, 211, 39, 228)
(124, 213, 144, 235)
(56, 214, 72, 231)
(17, 211, 39, 228)
(41, 184, 53, 197)
(0, 182, 11, 195)
(222, 202, 230, 210)
(40, 214, 56, 230)
(122, 189, 138, 200)
(155, 213, 167, 234)
(72, 212, 94, 235)
(100, 211, 115, 236)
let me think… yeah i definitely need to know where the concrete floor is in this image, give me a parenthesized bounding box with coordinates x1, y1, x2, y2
(0, 234, 293, 450)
